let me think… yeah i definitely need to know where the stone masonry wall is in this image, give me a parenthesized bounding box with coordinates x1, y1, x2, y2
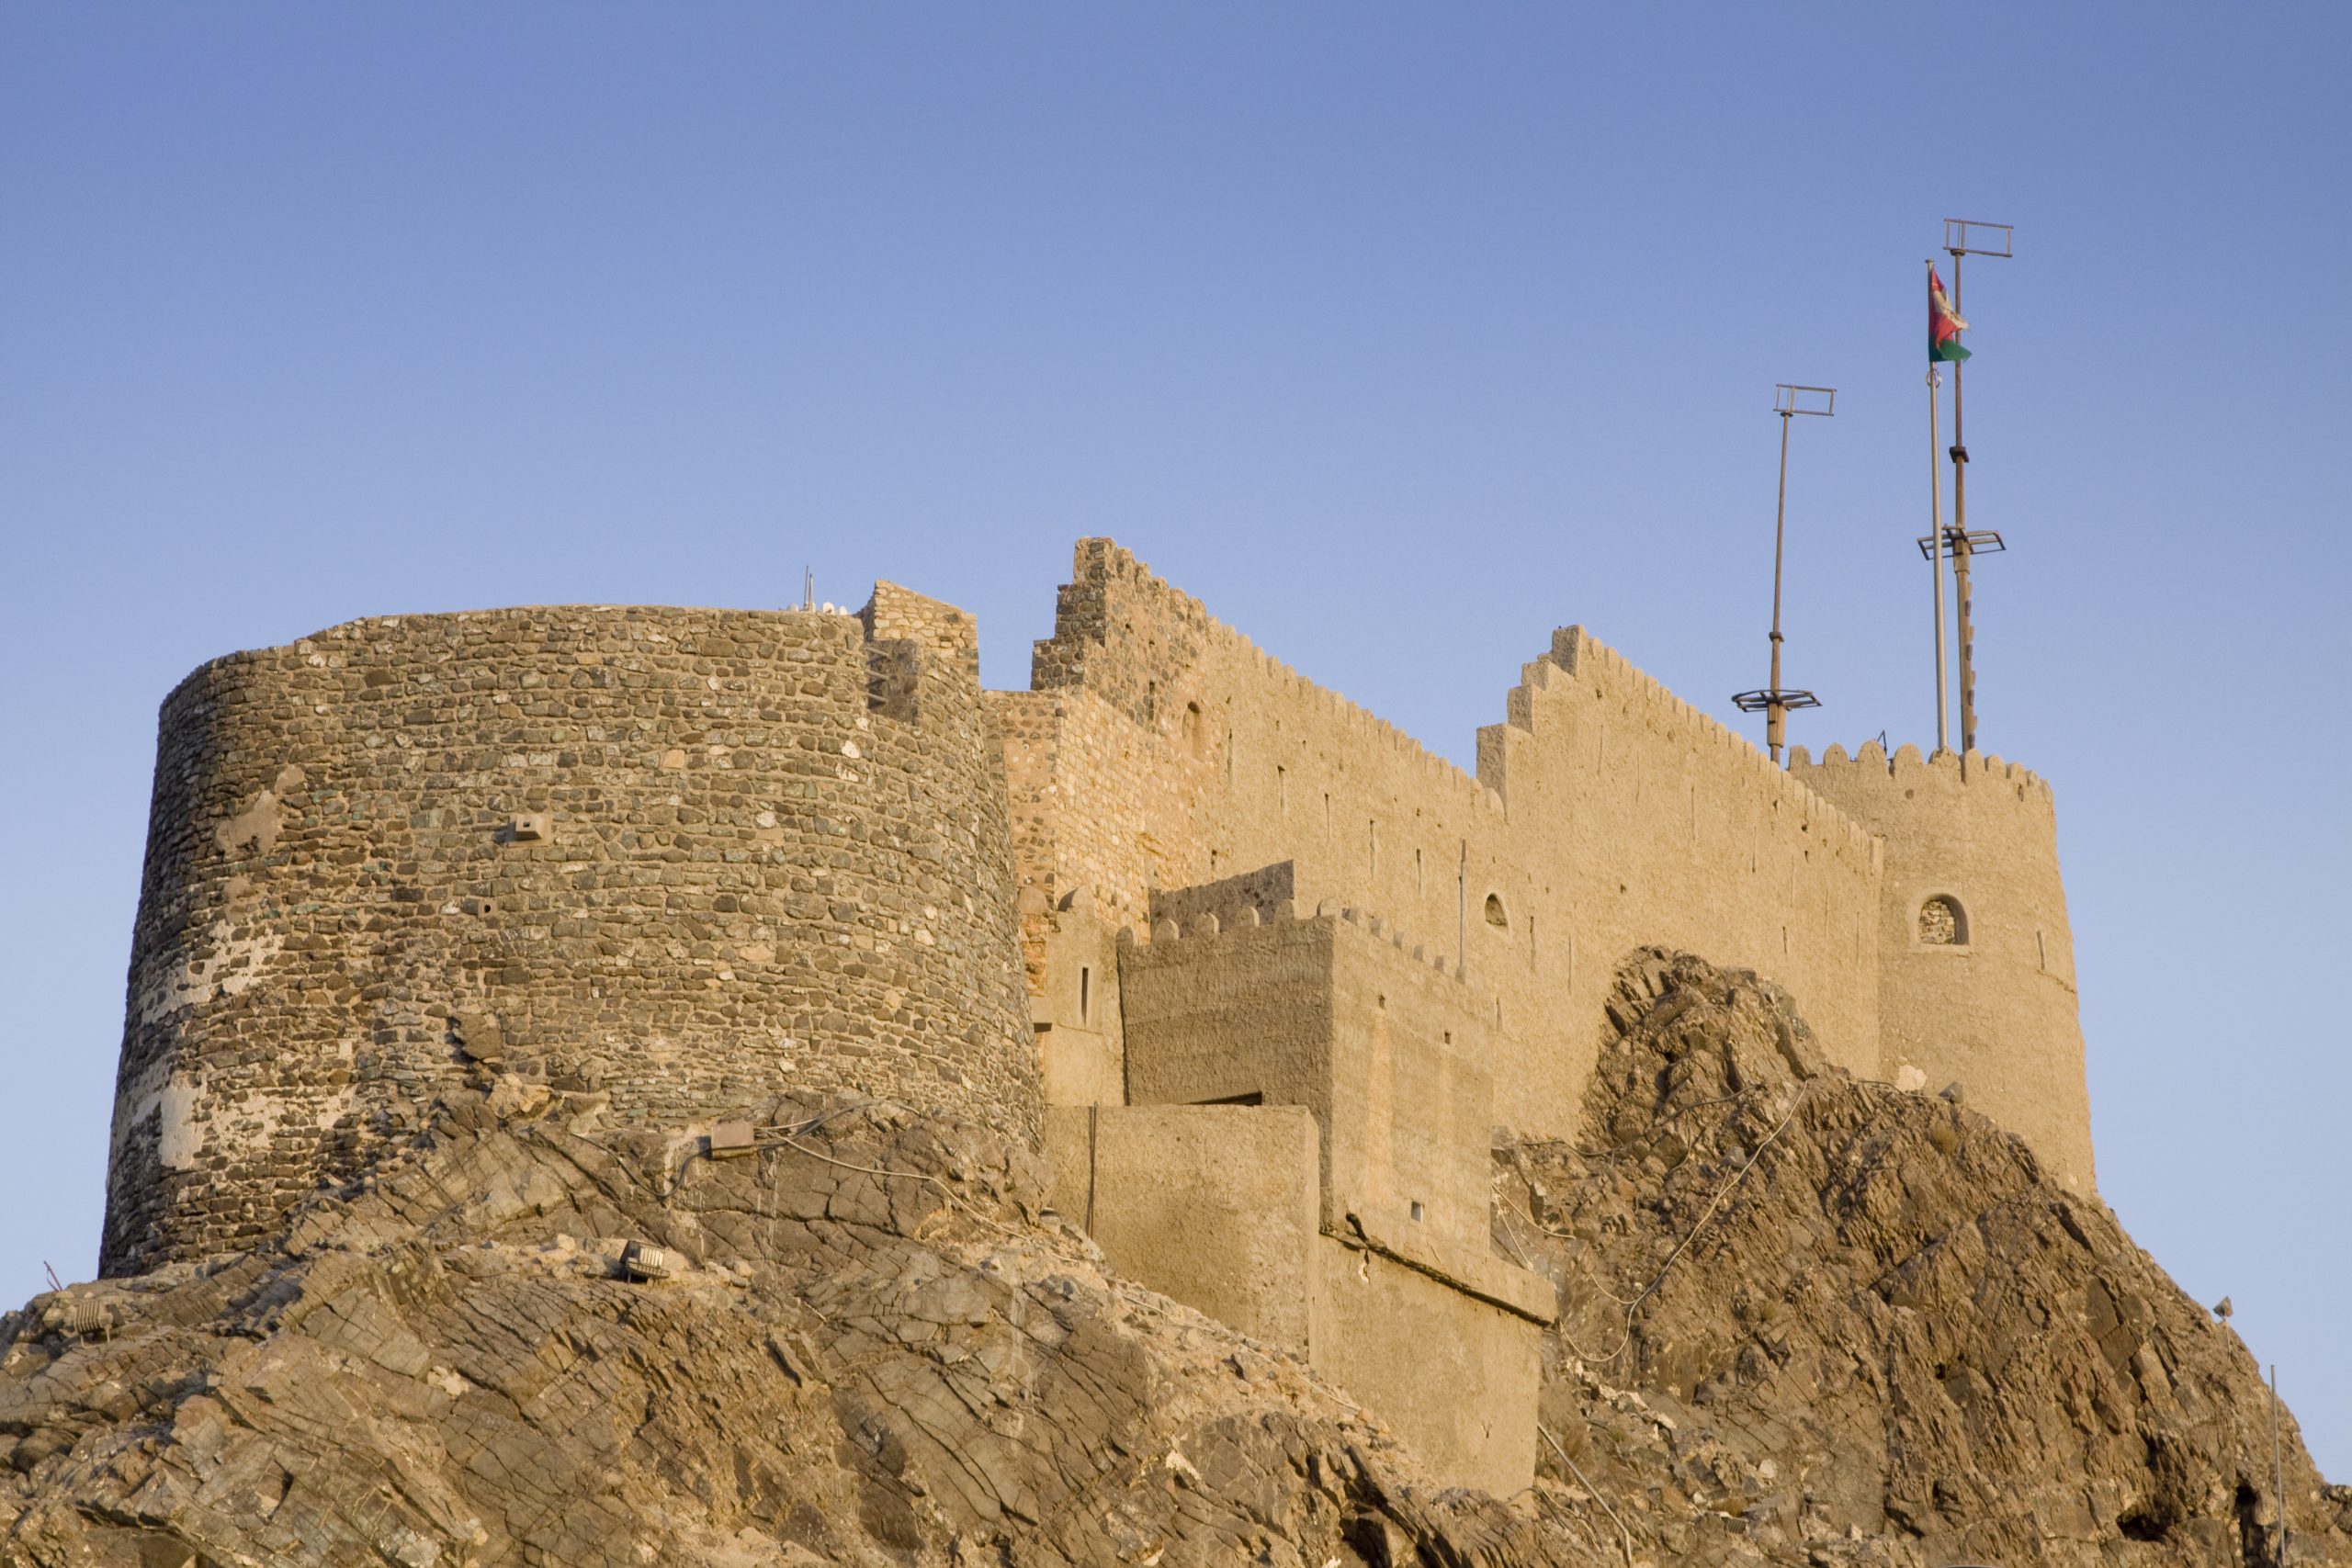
(1791, 740, 2095, 1191)
(104, 594, 1035, 1273)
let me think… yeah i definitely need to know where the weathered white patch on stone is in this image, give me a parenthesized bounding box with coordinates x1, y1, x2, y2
(157, 1076, 203, 1169)
(135, 920, 285, 1026)
(1895, 1063, 1928, 1093)
(213, 789, 283, 855)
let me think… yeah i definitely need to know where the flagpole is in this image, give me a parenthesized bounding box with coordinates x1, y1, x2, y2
(1928, 350, 1950, 754)
(1769, 404, 1792, 761)
(1939, 219, 2013, 764)
(1950, 247, 1975, 765)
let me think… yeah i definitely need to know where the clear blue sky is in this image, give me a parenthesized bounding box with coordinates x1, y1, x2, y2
(5, 4, 2346, 1472)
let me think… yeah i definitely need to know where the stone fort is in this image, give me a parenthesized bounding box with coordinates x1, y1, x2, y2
(100, 537, 2094, 1493)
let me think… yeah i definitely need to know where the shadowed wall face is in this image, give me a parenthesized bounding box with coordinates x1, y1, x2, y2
(105, 596, 1035, 1272)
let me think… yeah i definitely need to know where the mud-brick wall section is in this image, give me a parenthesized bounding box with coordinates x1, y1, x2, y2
(103, 594, 1035, 1274)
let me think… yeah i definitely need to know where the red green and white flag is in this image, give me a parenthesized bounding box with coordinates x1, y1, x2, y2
(1929, 265, 1971, 362)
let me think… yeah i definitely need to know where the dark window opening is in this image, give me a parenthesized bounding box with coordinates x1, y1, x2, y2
(1920, 895, 1969, 946)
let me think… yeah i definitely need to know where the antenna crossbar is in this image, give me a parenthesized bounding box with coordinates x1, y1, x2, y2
(1942, 218, 2015, 257)
(1916, 528, 2007, 561)
(1731, 688, 1822, 714)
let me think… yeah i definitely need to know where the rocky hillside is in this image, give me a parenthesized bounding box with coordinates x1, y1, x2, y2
(5, 955, 2346, 1566)
(1, 1093, 1556, 1567)
(1499, 952, 2352, 1568)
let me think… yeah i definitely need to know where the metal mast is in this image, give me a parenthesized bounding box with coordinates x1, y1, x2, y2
(1926, 349, 1950, 751)
(1734, 384, 1835, 765)
(1939, 218, 2013, 759)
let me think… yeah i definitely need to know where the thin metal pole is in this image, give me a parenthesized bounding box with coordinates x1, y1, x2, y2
(1767, 410, 1792, 763)
(1928, 361, 1950, 751)
(1950, 248, 1977, 767)
(2272, 1363, 2286, 1561)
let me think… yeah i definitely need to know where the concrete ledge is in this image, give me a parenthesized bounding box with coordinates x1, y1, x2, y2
(1339, 1212, 1556, 1325)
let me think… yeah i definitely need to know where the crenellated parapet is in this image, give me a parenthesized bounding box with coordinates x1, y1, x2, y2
(1030, 538, 1502, 821)
(1508, 626, 1883, 862)
(1792, 737, 2055, 808)
(1136, 896, 1476, 987)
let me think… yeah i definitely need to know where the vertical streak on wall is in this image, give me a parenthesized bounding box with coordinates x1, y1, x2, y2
(1456, 841, 1467, 973)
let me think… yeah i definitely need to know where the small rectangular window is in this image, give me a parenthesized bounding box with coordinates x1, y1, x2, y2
(1079, 965, 1091, 1025)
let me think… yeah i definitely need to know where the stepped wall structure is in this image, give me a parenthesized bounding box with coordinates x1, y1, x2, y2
(99, 536, 2097, 1487)
(1001, 543, 1926, 1136)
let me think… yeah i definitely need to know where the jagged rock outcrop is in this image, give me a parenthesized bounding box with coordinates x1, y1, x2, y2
(8, 956, 2346, 1567)
(1495, 952, 2352, 1567)
(2, 1093, 1565, 1567)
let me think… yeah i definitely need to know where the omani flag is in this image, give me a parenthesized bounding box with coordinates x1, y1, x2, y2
(1929, 265, 1971, 363)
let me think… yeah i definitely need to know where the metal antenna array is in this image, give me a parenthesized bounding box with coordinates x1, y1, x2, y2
(1923, 219, 2013, 757)
(1734, 384, 1835, 765)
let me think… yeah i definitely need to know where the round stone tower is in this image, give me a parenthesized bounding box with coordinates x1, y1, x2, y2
(1792, 741, 2094, 1192)
(103, 584, 1036, 1274)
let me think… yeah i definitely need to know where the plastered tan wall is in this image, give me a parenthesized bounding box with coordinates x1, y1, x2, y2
(1474, 628, 1885, 1124)
(1041, 1103, 1321, 1352)
(1007, 540, 1884, 1140)
(1311, 1235, 1544, 1497)
(1011, 542, 1527, 974)
(1046, 1099, 1544, 1494)
(1120, 908, 1504, 1258)
(1792, 741, 2094, 1190)
(107, 590, 1036, 1272)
